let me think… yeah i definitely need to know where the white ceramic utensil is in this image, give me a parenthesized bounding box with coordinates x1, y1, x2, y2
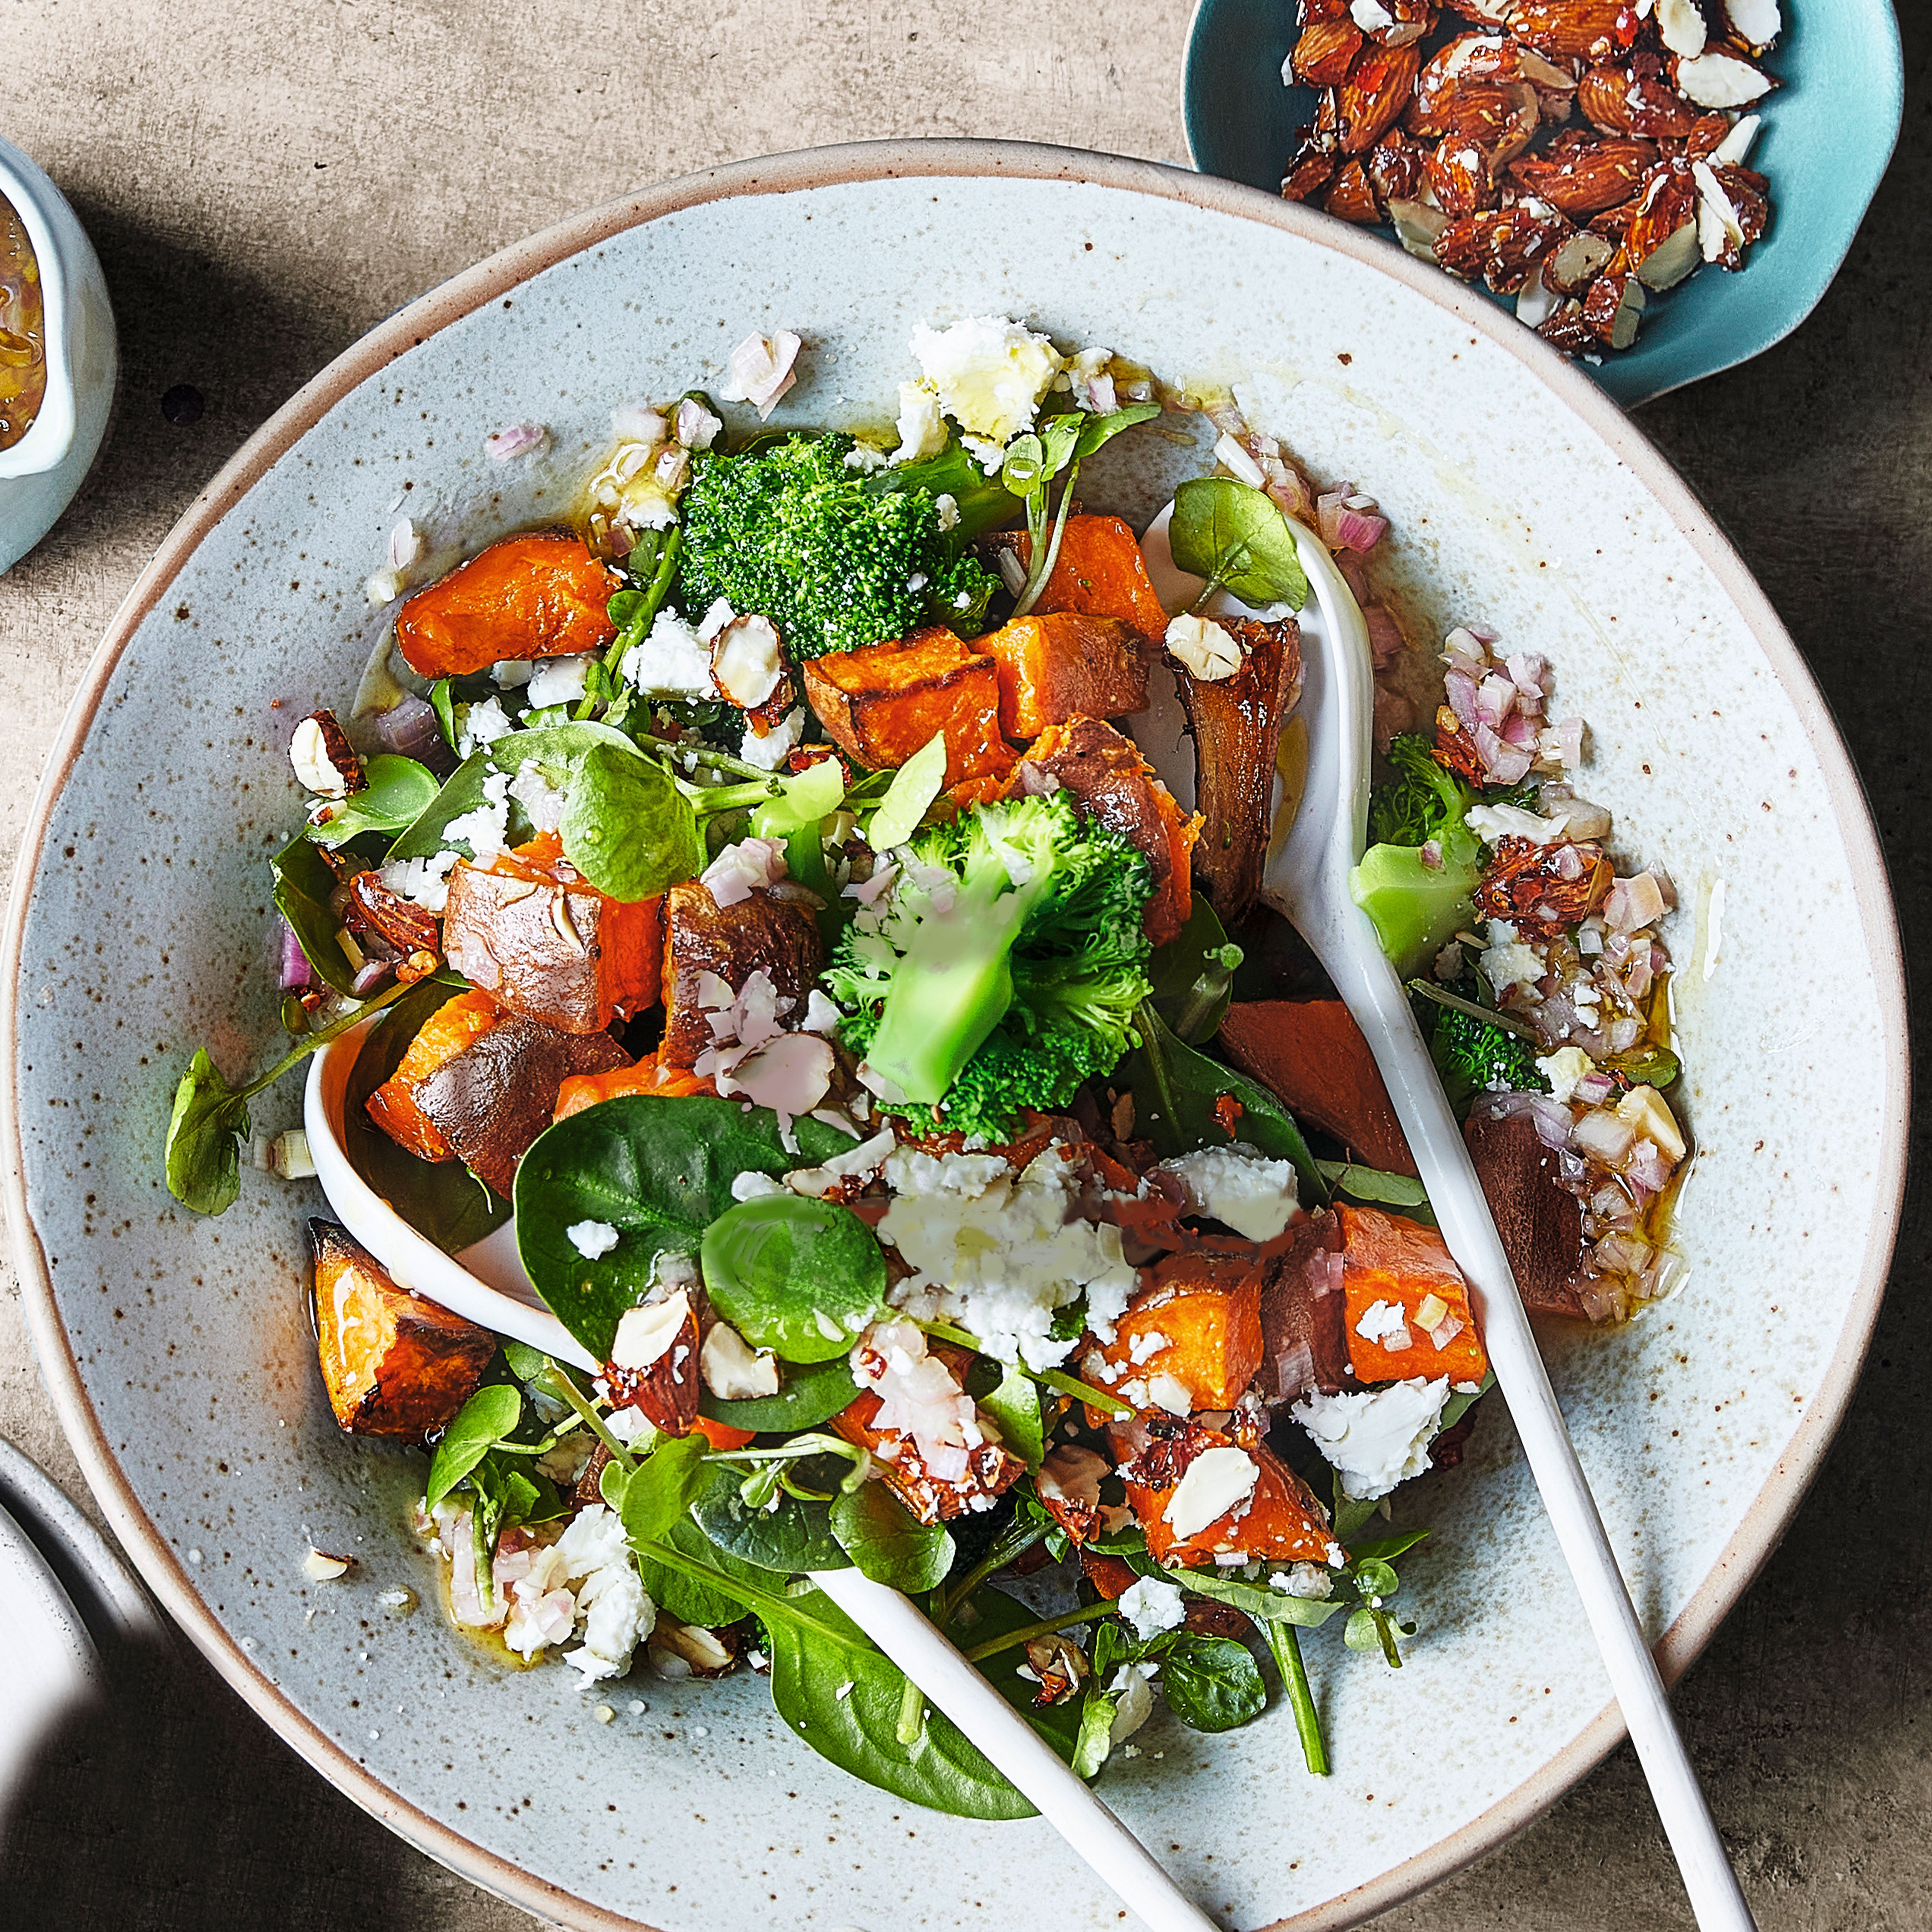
(1148, 504, 1758, 1932)
(304, 1038, 1219, 1932)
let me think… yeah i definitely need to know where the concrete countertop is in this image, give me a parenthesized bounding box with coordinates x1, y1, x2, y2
(0, 2, 1925, 1927)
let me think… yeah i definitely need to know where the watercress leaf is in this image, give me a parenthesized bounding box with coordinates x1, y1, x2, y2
(598, 1457, 632, 1514)
(1316, 1160, 1431, 1209)
(1347, 1529, 1430, 1563)
(1147, 894, 1241, 1045)
(1000, 432, 1045, 495)
(271, 834, 357, 993)
(1072, 401, 1162, 462)
(1343, 1607, 1383, 1654)
(1159, 1633, 1267, 1733)
(1071, 1686, 1118, 1779)
(164, 1050, 252, 1216)
(305, 754, 442, 848)
(341, 977, 512, 1249)
(1036, 415, 1081, 480)
(559, 740, 705, 901)
(762, 1586, 1034, 1820)
(864, 731, 948, 852)
(1168, 476, 1310, 612)
(636, 1514, 762, 1627)
(977, 1363, 1045, 1470)
(514, 1095, 855, 1359)
(689, 1463, 850, 1574)
(496, 1465, 543, 1528)
(501, 1340, 550, 1386)
(1118, 1003, 1326, 1206)
(1329, 1479, 1381, 1545)
(1171, 1565, 1348, 1629)
(1351, 1557, 1400, 1602)
(700, 1194, 888, 1364)
(698, 1356, 860, 1435)
(829, 1482, 954, 1592)
(618, 1431, 711, 1548)
(424, 1382, 524, 1513)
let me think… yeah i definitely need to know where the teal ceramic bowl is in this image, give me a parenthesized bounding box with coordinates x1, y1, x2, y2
(1183, 0, 1903, 407)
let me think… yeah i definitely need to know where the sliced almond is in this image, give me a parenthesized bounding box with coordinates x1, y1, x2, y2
(1516, 262, 1559, 329)
(304, 1549, 354, 1582)
(1543, 229, 1616, 295)
(1712, 112, 1761, 166)
(1634, 219, 1699, 290)
(1720, 0, 1781, 55)
(1673, 49, 1772, 109)
(1693, 160, 1745, 264)
(1387, 197, 1449, 260)
(1655, 0, 1707, 59)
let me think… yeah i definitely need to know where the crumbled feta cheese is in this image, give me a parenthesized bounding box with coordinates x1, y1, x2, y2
(456, 695, 516, 759)
(892, 382, 949, 464)
(699, 1320, 781, 1400)
(934, 492, 960, 533)
(526, 655, 593, 708)
(380, 848, 461, 913)
(1479, 919, 1545, 999)
(1291, 1377, 1449, 1501)
(701, 836, 788, 908)
(443, 770, 513, 862)
(910, 316, 1063, 446)
(567, 1219, 620, 1260)
(1354, 1298, 1413, 1350)
(878, 1144, 1136, 1368)
(1272, 1562, 1334, 1601)
(1537, 1045, 1595, 1105)
(841, 441, 890, 473)
(1162, 1446, 1260, 1539)
(1107, 1663, 1156, 1745)
(1145, 1373, 1193, 1417)
(620, 608, 717, 699)
(1116, 1576, 1187, 1642)
(1127, 1330, 1170, 1366)
(739, 705, 807, 772)
(1164, 613, 1243, 682)
(800, 988, 843, 1035)
(852, 1318, 983, 1483)
(1155, 1144, 1302, 1242)
(492, 659, 533, 689)
(565, 1562, 653, 1680)
(1467, 802, 1573, 847)
(507, 763, 567, 832)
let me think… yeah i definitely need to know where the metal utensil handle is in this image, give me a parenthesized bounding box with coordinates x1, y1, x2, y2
(810, 1568, 1220, 1932)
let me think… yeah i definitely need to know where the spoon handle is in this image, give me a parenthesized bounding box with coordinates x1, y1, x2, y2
(810, 1568, 1221, 1932)
(1329, 948, 1758, 1932)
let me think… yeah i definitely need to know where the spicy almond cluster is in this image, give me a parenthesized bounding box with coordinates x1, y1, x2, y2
(1281, 0, 1781, 356)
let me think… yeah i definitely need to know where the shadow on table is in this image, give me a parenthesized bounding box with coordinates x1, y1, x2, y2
(0, 1630, 463, 1931)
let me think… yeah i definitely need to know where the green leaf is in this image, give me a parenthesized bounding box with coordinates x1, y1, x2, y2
(1073, 401, 1162, 461)
(700, 1194, 888, 1364)
(689, 1464, 850, 1574)
(699, 1356, 861, 1434)
(864, 730, 948, 851)
(1147, 894, 1242, 1045)
(164, 1049, 252, 1216)
(271, 834, 357, 994)
(762, 1586, 1035, 1820)
(1070, 1686, 1118, 1779)
(558, 740, 705, 902)
(829, 1482, 954, 1592)
(1117, 1002, 1327, 1207)
(977, 1363, 1045, 1470)
(749, 756, 847, 839)
(424, 1382, 523, 1512)
(966, 1584, 1088, 1768)
(501, 1340, 550, 1386)
(1171, 1565, 1349, 1630)
(1168, 476, 1309, 612)
(304, 755, 442, 848)
(1036, 416, 1081, 480)
(1436, 1371, 1492, 1434)
(340, 977, 511, 1249)
(876, 440, 1024, 545)
(1316, 1160, 1431, 1209)
(513, 1095, 856, 1360)
(429, 678, 459, 752)
(637, 1514, 762, 1627)
(1344, 1607, 1384, 1654)
(617, 1432, 711, 1548)
(1159, 1633, 1267, 1733)
(1346, 1530, 1431, 1564)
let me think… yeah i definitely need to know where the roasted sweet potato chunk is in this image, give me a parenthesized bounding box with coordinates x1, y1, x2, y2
(307, 1220, 495, 1438)
(1013, 717, 1202, 946)
(1114, 1414, 1335, 1569)
(414, 1014, 630, 1197)
(800, 626, 1012, 786)
(1465, 1107, 1587, 1318)
(365, 987, 502, 1162)
(554, 1052, 717, 1122)
(393, 534, 619, 677)
(442, 834, 660, 1036)
(659, 880, 824, 1072)
(1088, 1253, 1264, 1413)
(1217, 999, 1417, 1177)
(1016, 515, 1171, 644)
(1255, 1212, 1352, 1403)
(1337, 1202, 1489, 1384)
(981, 611, 1148, 741)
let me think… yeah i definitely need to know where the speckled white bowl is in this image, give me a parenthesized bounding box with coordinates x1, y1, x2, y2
(0, 143, 1908, 1932)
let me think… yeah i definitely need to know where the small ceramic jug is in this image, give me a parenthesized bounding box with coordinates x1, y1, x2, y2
(0, 135, 116, 575)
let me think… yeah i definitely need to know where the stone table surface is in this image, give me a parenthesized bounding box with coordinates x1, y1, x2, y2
(0, 3, 1926, 1929)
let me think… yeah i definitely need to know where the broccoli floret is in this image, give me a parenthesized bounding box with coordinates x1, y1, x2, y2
(1428, 1002, 1546, 1112)
(825, 792, 1154, 1140)
(1351, 736, 1486, 976)
(677, 433, 998, 660)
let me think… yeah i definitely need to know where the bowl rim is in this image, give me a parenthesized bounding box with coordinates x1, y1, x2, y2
(0, 137, 1909, 1932)
(0, 135, 78, 480)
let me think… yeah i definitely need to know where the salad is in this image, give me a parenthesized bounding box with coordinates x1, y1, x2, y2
(165, 315, 1688, 1815)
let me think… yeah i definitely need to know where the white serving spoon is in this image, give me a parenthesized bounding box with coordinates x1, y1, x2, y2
(303, 1039, 1219, 1932)
(1139, 504, 1757, 1932)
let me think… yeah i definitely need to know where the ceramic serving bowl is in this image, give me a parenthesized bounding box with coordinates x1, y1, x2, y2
(1182, 0, 1904, 408)
(0, 133, 116, 573)
(0, 142, 1908, 1932)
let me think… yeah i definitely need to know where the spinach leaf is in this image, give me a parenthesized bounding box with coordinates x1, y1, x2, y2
(271, 834, 357, 994)
(1118, 1002, 1327, 1207)
(164, 1050, 253, 1216)
(863, 730, 947, 851)
(617, 1432, 711, 1546)
(424, 1382, 523, 1512)
(689, 1464, 850, 1574)
(513, 1095, 855, 1359)
(963, 1584, 1087, 1768)
(698, 1356, 860, 1434)
(1168, 476, 1310, 612)
(829, 1482, 953, 1592)
(1074, 401, 1162, 462)
(341, 977, 510, 1249)
(1159, 1633, 1267, 1733)
(1316, 1160, 1431, 1209)
(305, 755, 442, 848)
(636, 1515, 760, 1628)
(1347, 1529, 1431, 1564)
(700, 1194, 888, 1364)
(1147, 895, 1242, 1045)
(763, 1586, 1035, 1820)
(976, 1363, 1045, 1469)
(557, 740, 705, 901)
(429, 678, 459, 752)
(1436, 1371, 1492, 1433)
